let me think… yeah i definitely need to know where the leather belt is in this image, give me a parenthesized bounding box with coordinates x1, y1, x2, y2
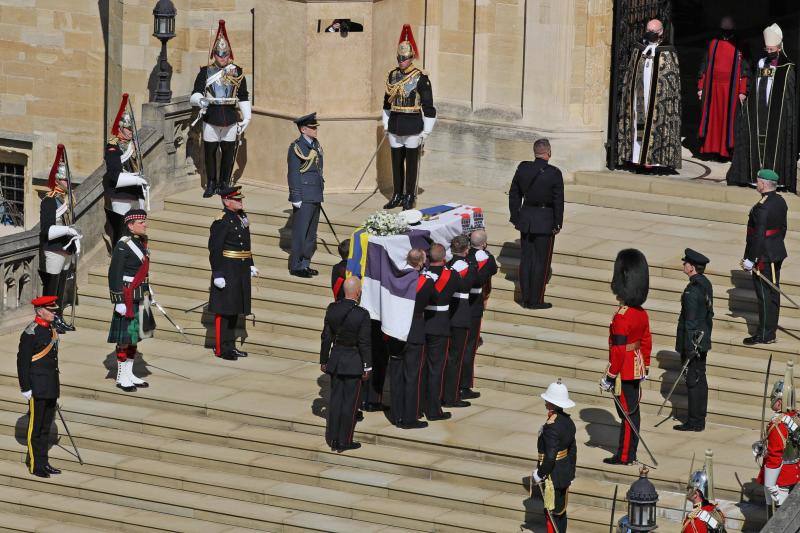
(538, 449, 570, 462)
(626, 341, 641, 352)
(122, 275, 134, 282)
(525, 202, 554, 208)
(470, 288, 482, 294)
(223, 250, 253, 259)
(425, 305, 449, 312)
(748, 227, 781, 237)
(453, 292, 469, 299)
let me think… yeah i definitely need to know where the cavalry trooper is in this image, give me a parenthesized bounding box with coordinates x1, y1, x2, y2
(104, 93, 148, 247)
(190, 19, 251, 197)
(382, 24, 437, 210)
(39, 145, 81, 333)
(320, 277, 372, 452)
(683, 451, 726, 532)
(209, 186, 257, 360)
(531, 379, 577, 533)
(741, 169, 788, 345)
(108, 209, 155, 392)
(17, 296, 62, 478)
(754, 361, 799, 509)
(675, 248, 713, 432)
(600, 249, 652, 465)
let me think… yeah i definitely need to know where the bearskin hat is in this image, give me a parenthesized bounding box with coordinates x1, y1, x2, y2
(611, 248, 649, 307)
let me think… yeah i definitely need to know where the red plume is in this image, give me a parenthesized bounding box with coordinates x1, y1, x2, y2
(398, 24, 419, 59)
(110, 93, 129, 136)
(48, 144, 66, 190)
(211, 19, 234, 61)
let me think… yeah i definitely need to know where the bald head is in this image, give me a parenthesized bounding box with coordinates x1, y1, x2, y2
(646, 19, 663, 32)
(429, 243, 446, 264)
(470, 229, 487, 249)
(343, 277, 361, 300)
(407, 248, 426, 270)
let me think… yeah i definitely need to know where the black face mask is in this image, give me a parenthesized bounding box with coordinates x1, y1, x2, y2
(720, 29, 735, 39)
(766, 51, 779, 61)
(644, 30, 660, 43)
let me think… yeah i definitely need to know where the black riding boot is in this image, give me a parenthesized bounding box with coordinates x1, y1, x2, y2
(203, 141, 219, 197)
(384, 147, 406, 209)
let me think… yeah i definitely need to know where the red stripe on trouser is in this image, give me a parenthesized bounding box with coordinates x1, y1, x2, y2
(538, 235, 555, 303)
(348, 380, 363, 444)
(415, 346, 426, 418)
(546, 513, 555, 533)
(455, 333, 469, 399)
(214, 314, 222, 355)
(619, 391, 631, 462)
(439, 339, 450, 399)
(470, 320, 482, 388)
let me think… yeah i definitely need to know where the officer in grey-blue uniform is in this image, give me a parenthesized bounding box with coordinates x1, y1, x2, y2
(287, 112, 324, 278)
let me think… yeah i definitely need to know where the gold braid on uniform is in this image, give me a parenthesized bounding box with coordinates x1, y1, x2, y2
(385, 68, 422, 107)
(293, 143, 318, 174)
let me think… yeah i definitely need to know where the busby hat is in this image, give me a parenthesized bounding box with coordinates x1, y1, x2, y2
(31, 295, 59, 310)
(48, 144, 67, 190)
(397, 24, 419, 62)
(211, 19, 233, 60)
(124, 209, 147, 224)
(219, 185, 244, 200)
(682, 248, 709, 267)
(294, 112, 319, 130)
(611, 248, 649, 307)
(763, 23, 783, 48)
(757, 168, 780, 182)
(111, 93, 134, 136)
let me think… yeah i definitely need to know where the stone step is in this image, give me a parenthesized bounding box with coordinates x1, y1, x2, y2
(0, 509, 111, 533)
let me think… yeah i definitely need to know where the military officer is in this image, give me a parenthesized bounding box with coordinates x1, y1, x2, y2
(320, 277, 372, 452)
(531, 379, 577, 533)
(741, 169, 788, 345)
(683, 453, 726, 533)
(39, 145, 81, 333)
(108, 209, 155, 392)
(443, 235, 477, 407)
(331, 239, 350, 301)
(675, 249, 714, 432)
(18, 296, 62, 478)
(190, 19, 251, 197)
(287, 112, 324, 278)
(382, 24, 437, 210)
(508, 138, 564, 310)
(209, 186, 257, 360)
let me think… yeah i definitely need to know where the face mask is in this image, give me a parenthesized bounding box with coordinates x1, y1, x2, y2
(766, 51, 779, 61)
(720, 29, 735, 39)
(644, 30, 660, 43)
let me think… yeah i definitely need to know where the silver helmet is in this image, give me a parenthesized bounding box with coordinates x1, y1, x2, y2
(771, 360, 796, 411)
(687, 449, 715, 500)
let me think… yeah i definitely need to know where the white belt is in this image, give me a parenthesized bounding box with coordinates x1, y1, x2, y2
(207, 97, 238, 105)
(425, 305, 449, 312)
(453, 292, 469, 299)
(470, 288, 482, 294)
(122, 275, 134, 282)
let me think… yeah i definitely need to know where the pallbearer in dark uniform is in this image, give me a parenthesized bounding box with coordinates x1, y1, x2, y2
(331, 239, 350, 302)
(422, 244, 459, 421)
(443, 235, 477, 407)
(190, 19, 251, 197)
(675, 248, 713, 432)
(531, 380, 577, 533)
(382, 24, 436, 210)
(104, 93, 148, 246)
(320, 277, 372, 452)
(17, 296, 62, 478)
(461, 229, 497, 400)
(208, 186, 257, 360)
(108, 209, 155, 392)
(389, 249, 433, 429)
(509, 138, 564, 310)
(600, 249, 652, 465)
(287, 113, 324, 278)
(741, 169, 788, 345)
(39, 145, 80, 333)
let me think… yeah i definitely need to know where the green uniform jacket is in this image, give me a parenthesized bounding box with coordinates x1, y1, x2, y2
(675, 273, 713, 354)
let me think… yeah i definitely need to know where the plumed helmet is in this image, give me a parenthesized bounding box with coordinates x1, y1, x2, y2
(687, 449, 715, 500)
(212, 19, 234, 60)
(111, 93, 134, 136)
(396, 24, 419, 63)
(611, 248, 649, 307)
(47, 144, 67, 190)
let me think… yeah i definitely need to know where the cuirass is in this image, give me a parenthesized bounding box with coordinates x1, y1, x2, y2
(387, 68, 422, 112)
(208, 66, 237, 99)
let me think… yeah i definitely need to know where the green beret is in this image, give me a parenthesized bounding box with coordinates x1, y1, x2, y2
(757, 169, 780, 182)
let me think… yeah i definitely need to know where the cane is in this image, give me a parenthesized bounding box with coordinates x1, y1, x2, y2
(56, 404, 83, 465)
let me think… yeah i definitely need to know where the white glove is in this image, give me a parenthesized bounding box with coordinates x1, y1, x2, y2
(767, 485, 781, 502)
(116, 172, 148, 188)
(382, 109, 390, 132)
(742, 258, 754, 272)
(214, 277, 226, 289)
(238, 101, 252, 132)
(532, 470, 542, 483)
(200, 98, 209, 109)
(47, 225, 77, 240)
(22, 390, 32, 401)
(250, 266, 259, 277)
(419, 131, 430, 142)
(189, 92, 204, 107)
(292, 201, 302, 209)
(422, 116, 437, 138)
(114, 303, 127, 315)
(599, 377, 614, 392)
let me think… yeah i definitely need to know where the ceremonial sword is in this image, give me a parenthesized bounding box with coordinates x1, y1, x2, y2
(751, 267, 800, 309)
(656, 331, 704, 418)
(148, 286, 192, 344)
(62, 146, 80, 329)
(530, 480, 560, 533)
(56, 404, 83, 465)
(352, 135, 387, 191)
(600, 387, 659, 467)
(319, 205, 341, 245)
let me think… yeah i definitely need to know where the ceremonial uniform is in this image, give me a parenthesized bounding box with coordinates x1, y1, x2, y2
(682, 502, 726, 533)
(320, 298, 372, 451)
(382, 24, 436, 210)
(757, 410, 800, 506)
(442, 256, 477, 406)
(287, 113, 324, 277)
(743, 181, 787, 344)
(331, 259, 347, 301)
(208, 189, 253, 360)
(423, 264, 460, 419)
(190, 20, 251, 197)
(17, 297, 61, 478)
(461, 247, 498, 396)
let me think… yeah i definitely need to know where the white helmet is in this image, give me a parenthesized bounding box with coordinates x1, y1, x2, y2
(541, 379, 575, 409)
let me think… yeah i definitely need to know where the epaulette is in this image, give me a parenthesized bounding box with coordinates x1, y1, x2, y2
(107, 136, 119, 146)
(617, 306, 629, 315)
(216, 211, 226, 220)
(23, 321, 38, 335)
(45, 190, 58, 198)
(546, 412, 557, 424)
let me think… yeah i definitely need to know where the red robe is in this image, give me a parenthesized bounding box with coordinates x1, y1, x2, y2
(698, 38, 748, 158)
(757, 409, 800, 487)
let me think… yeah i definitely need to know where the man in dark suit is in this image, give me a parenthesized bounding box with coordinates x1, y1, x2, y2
(320, 277, 372, 452)
(288, 112, 324, 278)
(443, 235, 477, 407)
(508, 138, 564, 310)
(331, 239, 350, 301)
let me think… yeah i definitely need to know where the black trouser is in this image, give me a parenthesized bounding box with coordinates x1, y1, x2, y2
(519, 232, 555, 306)
(753, 261, 782, 340)
(289, 202, 320, 272)
(614, 380, 640, 463)
(461, 315, 482, 390)
(390, 146, 420, 196)
(363, 321, 388, 406)
(105, 209, 124, 246)
(389, 341, 425, 425)
(26, 397, 57, 473)
(326, 373, 362, 447)
(684, 350, 708, 429)
(204, 140, 237, 188)
(214, 314, 238, 355)
(545, 487, 569, 533)
(443, 327, 469, 404)
(423, 334, 448, 417)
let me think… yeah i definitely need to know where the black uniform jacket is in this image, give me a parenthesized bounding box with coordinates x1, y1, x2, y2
(17, 319, 60, 399)
(192, 65, 249, 127)
(424, 265, 460, 337)
(383, 65, 437, 136)
(209, 208, 253, 316)
(447, 256, 477, 329)
(104, 139, 144, 200)
(320, 299, 372, 376)
(407, 275, 435, 344)
(745, 191, 788, 264)
(675, 274, 713, 354)
(467, 248, 498, 318)
(508, 159, 565, 235)
(331, 260, 347, 301)
(537, 410, 577, 489)
(108, 234, 150, 304)
(39, 192, 76, 254)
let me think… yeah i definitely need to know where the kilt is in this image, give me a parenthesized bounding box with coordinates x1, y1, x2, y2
(107, 300, 155, 344)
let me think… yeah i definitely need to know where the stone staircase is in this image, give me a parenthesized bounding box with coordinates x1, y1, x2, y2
(0, 175, 792, 531)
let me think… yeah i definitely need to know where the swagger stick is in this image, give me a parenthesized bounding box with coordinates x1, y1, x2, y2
(56, 404, 83, 465)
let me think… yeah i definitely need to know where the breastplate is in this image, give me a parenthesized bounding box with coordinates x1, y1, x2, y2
(782, 414, 800, 463)
(208, 66, 237, 100)
(387, 68, 422, 113)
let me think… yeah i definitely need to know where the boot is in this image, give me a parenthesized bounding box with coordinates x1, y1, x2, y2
(52, 314, 74, 333)
(385, 147, 406, 209)
(401, 194, 416, 210)
(383, 193, 403, 209)
(125, 359, 149, 388)
(116, 360, 137, 392)
(203, 180, 217, 198)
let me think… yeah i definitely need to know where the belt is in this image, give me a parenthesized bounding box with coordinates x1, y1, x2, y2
(453, 292, 469, 299)
(626, 341, 641, 352)
(747, 227, 781, 237)
(538, 449, 570, 462)
(524, 202, 554, 208)
(784, 458, 800, 464)
(122, 275, 134, 282)
(333, 342, 357, 348)
(425, 305, 449, 312)
(470, 288, 482, 294)
(391, 105, 422, 114)
(223, 250, 253, 259)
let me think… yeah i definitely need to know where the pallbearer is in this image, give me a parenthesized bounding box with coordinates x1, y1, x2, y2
(331, 239, 350, 302)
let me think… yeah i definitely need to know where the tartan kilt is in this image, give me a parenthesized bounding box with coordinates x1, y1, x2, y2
(107, 300, 155, 344)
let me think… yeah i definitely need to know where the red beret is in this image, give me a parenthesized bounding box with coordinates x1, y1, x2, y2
(31, 295, 59, 309)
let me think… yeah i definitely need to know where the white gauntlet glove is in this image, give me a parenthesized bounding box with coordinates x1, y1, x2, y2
(114, 303, 127, 315)
(742, 258, 754, 272)
(21, 390, 32, 401)
(116, 172, 148, 188)
(291, 201, 302, 209)
(250, 266, 259, 277)
(214, 277, 226, 289)
(532, 469, 542, 483)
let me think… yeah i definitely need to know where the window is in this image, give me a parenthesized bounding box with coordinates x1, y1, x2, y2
(0, 162, 25, 227)
(317, 19, 364, 36)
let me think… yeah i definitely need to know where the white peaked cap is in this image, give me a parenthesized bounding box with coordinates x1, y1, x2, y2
(764, 23, 783, 47)
(541, 379, 576, 409)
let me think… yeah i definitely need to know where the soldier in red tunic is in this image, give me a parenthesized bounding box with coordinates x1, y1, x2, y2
(682, 451, 726, 533)
(601, 249, 652, 465)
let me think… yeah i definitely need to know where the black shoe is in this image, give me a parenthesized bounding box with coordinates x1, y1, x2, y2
(427, 411, 452, 421)
(216, 351, 238, 361)
(383, 193, 403, 209)
(400, 420, 428, 429)
(743, 335, 776, 345)
(442, 400, 471, 408)
(362, 402, 384, 412)
(401, 194, 416, 210)
(329, 440, 339, 452)
(525, 302, 553, 310)
(116, 383, 137, 393)
(203, 181, 217, 198)
(603, 456, 634, 465)
(44, 464, 61, 475)
(337, 442, 361, 452)
(673, 423, 696, 432)
(356, 410, 364, 422)
(459, 388, 480, 400)
(307, 268, 319, 276)
(232, 348, 248, 358)
(290, 269, 313, 278)
(53, 314, 75, 333)
(31, 468, 50, 478)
